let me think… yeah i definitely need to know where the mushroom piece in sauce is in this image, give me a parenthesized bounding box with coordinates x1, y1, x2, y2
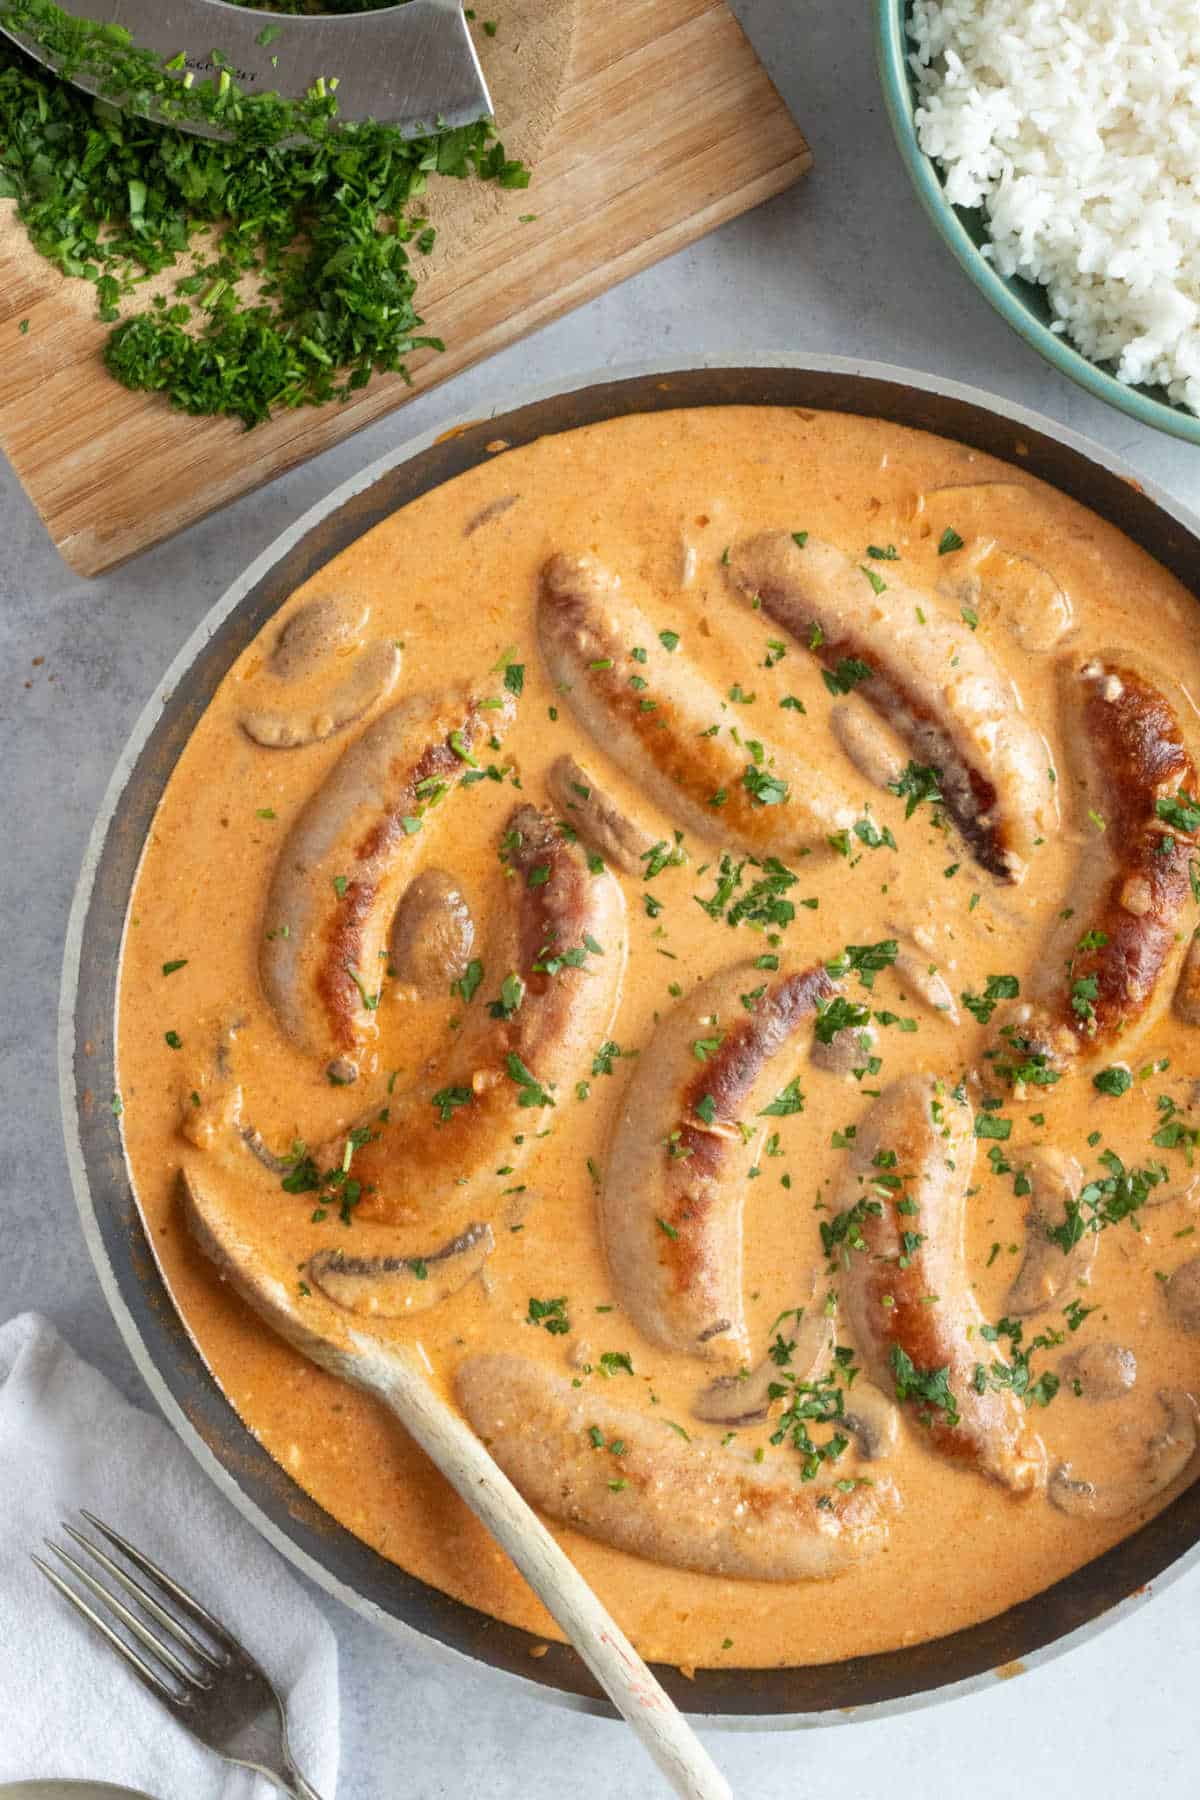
(1049, 1388, 1199, 1520)
(388, 868, 475, 996)
(1165, 1257, 1200, 1335)
(1174, 932, 1200, 1026)
(545, 753, 658, 877)
(839, 1381, 901, 1460)
(692, 1300, 833, 1426)
(242, 640, 401, 749)
(269, 596, 369, 681)
(1059, 1341, 1137, 1403)
(829, 703, 908, 793)
(1006, 1147, 1096, 1317)
(308, 1221, 495, 1318)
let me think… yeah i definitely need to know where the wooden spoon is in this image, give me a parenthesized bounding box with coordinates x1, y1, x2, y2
(182, 1166, 732, 1800)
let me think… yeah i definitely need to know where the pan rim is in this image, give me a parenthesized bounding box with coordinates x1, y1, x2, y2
(58, 351, 1200, 1729)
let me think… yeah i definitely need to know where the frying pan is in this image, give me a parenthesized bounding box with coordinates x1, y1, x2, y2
(59, 356, 1200, 1726)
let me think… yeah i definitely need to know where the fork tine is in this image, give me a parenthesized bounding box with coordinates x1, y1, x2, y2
(33, 1555, 178, 1703)
(61, 1522, 223, 1670)
(46, 1543, 203, 1689)
(80, 1510, 239, 1652)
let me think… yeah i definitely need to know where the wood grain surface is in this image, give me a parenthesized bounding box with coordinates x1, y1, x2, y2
(0, 0, 810, 575)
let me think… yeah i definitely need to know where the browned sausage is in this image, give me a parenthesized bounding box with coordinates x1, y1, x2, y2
(261, 687, 515, 1059)
(456, 1354, 899, 1580)
(1025, 657, 1200, 1062)
(728, 532, 1057, 880)
(835, 1074, 1046, 1493)
(325, 805, 625, 1226)
(538, 552, 856, 853)
(601, 960, 834, 1363)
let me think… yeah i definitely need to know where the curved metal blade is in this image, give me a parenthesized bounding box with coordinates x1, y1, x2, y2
(0, 0, 492, 138)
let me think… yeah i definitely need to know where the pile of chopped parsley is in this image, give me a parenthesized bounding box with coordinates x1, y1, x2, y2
(0, 0, 526, 425)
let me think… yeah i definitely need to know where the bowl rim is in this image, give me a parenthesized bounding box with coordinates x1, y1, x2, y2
(873, 0, 1200, 448)
(59, 352, 1200, 1730)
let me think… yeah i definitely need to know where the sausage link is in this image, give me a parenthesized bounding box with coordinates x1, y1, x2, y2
(835, 1074, 1046, 1492)
(328, 805, 625, 1226)
(1024, 657, 1200, 1062)
(729, 532, 1056, 880)
(456, 1353, 898, 1580)
(261, 687, 515, 1059)
(539, 552, 856, 854)
(601, 961, 834, 1363)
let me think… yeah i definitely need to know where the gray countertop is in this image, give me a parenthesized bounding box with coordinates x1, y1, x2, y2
(3, 2, 1198, 1794)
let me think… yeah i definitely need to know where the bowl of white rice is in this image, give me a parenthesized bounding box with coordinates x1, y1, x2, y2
(876, 0, 1200, 442)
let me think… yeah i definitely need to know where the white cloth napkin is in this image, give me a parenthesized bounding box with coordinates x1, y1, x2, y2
(0, 1312, 339, 1799)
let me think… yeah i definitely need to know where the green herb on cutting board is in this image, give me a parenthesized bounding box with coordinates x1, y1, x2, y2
(0, 0, 527, 426)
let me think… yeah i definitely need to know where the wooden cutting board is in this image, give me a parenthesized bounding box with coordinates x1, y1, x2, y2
(0, 0, 810, 576)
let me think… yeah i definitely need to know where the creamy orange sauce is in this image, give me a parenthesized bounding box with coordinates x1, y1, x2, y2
(116, 406, 1200, 1671)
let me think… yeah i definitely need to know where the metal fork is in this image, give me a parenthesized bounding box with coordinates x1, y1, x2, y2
(33, 1510, 325, 1800)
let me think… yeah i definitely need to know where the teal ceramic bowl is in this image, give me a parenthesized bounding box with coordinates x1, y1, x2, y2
(875, 0, 1200, 445)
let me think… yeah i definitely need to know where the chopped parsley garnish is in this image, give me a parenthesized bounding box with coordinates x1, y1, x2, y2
(887, 760, 942, 818)
(742, 763, 790, 807)
(814, 995, 871, 1045)
(821, 657, 873, 696)
(760, 1078, 805, 1117)
(506, 1052, 553, 1108)
(527, 1296, 570, 1335)
(890, 1345, 960, 1426)
(591, 1040, 626, 1077)
(658, 629, 680, 653)
(0, 13, 529, 427)
(937, 526, 965, 555)
(431, 1085, 473, 1122)
(1093, 1065, 1132, 1097)
(453, 959, 484, 1004)
(961, 973, 1019, 1024)
(1156, 792, 1200, 833)
(161, 959, 188, 976)
(825, 939, 898, 991)
(488, 972, 525, 1019)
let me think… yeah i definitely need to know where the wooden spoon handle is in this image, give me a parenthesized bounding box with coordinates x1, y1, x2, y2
(348, 1332, 732, 1800)
(181, 1167, 731, 1799)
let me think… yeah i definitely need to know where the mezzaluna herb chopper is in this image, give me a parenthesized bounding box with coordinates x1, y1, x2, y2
(0, 0, 492, 139)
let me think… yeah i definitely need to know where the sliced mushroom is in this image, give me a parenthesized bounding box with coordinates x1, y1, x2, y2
(325, 1057, 358, 1087)
(913, 479, 1030, 523)
(465, 493, 519, 536)
(545, 754, 658, 877)
(388, 868, 475, 995)
(829, 703, 908, 792)
(1049, 1388, 1199, 1520)
(1166, 1257, 1200, 1334)
(840, 1380, 900, 1460)
(180, 1017, 300, 1182)
(270, 596, 369, 681)
(891, 937, 959, 1024)
(1007, 1147, 1097, 1317)
(972, 547, 1073, 653)
(242, 640, 401, 749)
(1174, 932, 1200, 1026)
(240, 1124, 297, 1176)
(917, 483, 1074, 651)
(307, 1220, 494, 1318)
(693, 1299, 834, 1425)
(1060, 1341, 1137, 1402)
(810, 1019, 878, 1078)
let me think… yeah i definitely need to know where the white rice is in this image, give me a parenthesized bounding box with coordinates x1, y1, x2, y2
(907, 0, 1200, 411)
